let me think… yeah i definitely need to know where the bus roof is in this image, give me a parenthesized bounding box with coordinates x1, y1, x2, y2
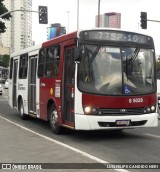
(42, 31, 77, 47)
(10, 44, 42, 57)
(10, 28, 153, 58)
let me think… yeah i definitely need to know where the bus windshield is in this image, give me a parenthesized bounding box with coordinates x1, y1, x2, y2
(78, 45, 156, 95)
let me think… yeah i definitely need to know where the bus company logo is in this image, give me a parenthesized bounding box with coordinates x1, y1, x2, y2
(2, 164, 12, 169)
(120, 109, 127, 113)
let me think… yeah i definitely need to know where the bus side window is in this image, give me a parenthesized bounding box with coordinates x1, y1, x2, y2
(19, 54, 28, 79)
(38, 48, 45, 78)
(45, 45, 60, 77)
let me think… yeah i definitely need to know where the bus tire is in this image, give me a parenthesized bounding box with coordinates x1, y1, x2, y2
(49, 104, 62, 134)
(19, 99, 27, 120)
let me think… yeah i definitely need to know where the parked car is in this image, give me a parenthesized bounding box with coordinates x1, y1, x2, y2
(0, 84, 2, 95)
(4, 79, 9, 89)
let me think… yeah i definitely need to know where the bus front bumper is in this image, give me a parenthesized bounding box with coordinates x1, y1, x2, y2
(75, 113, 158, 130)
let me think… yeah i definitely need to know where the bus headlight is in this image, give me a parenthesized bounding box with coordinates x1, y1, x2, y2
(151, 105, 156, 112)
(147, 107, 151, 113)
(83, 106, 98, 115)
(144, 105, 156, 113)
(84, 106, 92, 114)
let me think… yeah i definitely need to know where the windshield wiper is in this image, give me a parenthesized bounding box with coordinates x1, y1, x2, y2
(127, 46, 140, 66)
(88, 44, 101, 66)
(125, 46, 140, 81)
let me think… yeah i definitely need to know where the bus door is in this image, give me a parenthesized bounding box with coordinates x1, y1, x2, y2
(28, 55, 37, 114)
(63, 47, 75, 126)
(12, 60, 18, 108)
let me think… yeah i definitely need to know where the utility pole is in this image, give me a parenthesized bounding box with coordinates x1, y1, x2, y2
(77, 0, 79, 32)
(98, 0, 101, 27)
(66, 11, 70, 33)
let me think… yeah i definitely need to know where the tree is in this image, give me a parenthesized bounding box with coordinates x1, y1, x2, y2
(0, 0, 12, 33)
(0, 54, 9, 67)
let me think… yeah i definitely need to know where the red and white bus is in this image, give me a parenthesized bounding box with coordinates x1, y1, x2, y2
(8, 29, 158, 134)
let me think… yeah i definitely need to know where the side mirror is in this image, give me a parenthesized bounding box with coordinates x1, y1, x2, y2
(74, 47, 81, 62)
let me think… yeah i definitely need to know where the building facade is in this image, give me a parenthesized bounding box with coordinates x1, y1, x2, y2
(47, 23, 66, 40)
(1, 0, 32, 53)
(0, 45, 10, 55)
(95, 12, 121, 28)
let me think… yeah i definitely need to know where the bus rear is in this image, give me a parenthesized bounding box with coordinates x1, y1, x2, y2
(74, 29, 158, 130)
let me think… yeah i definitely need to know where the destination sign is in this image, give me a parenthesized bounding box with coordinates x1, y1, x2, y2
(81, 30, 152, 44)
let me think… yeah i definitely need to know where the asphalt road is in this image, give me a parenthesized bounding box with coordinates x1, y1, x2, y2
(0, 88, 160, 172)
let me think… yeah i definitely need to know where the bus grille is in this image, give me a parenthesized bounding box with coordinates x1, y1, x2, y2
(99, 108, 144, 116)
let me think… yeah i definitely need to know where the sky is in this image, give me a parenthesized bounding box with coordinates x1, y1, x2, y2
(32, 0, 160, 55)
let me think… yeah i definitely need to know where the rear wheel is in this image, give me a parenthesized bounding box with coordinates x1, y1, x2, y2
(49, 104, 62, 134)
(19, 99, 27, 120)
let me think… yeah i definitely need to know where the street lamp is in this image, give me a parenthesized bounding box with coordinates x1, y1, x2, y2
(98, 0, 101, 27)
(77, 0, 79, 31)
(66, 11, 70, 33)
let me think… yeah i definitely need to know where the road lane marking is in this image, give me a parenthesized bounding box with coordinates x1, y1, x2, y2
(0, 98, 8, 101)
(143, 133, 160, 139)
(0, 115, 129, 172)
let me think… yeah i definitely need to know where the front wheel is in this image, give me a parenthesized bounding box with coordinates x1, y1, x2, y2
(49, 104, 62, 134)
(19, 99, 27, 120)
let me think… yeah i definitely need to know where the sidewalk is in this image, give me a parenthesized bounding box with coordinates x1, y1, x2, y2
(0, 116, 112, 172)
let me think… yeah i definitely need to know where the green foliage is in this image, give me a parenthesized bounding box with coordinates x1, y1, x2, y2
(0, 0, 12, 33)
(0, 54, 9, 67)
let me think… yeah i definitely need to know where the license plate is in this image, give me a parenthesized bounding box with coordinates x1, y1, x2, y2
(116, 120, 130, 126)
